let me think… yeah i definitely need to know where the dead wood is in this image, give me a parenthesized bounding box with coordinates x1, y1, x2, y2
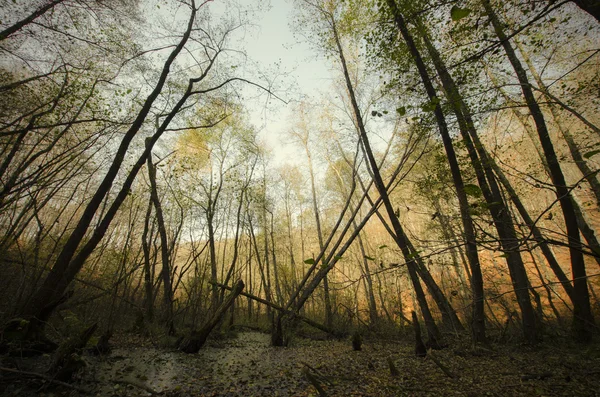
(0, 366, 90, 393)
(303, 366, 328, 396)
(387, 357, 399, 377)
(212, 281, 342, 337)
(48, 322, 97, 379)
(301, 362, 332, 386)
(179, 280, 244, 353)
(352, 331, 362, 351)
(427, 351, 456, 378)
(90, 329, 112, 355)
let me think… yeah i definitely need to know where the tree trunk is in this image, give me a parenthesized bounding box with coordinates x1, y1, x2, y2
(179, 280, 244, 354)
(386, 0, 483, 342)
(572, 0, 600, 23)
(515, 38, 600, 207)
(141, 198, 155, 323)
(488, 149, 576, 299)
(146, 139, 175, 336)
(483, 0, 594, 343)
(404, 5, 538, 343)
(329, 11, 441, 346)
(355, 230, 379, 326)
(305, 143, 333, 329)
(207, 202, 219, 313)
(214, 281, 340, 337)
(21, 5, 199, 327)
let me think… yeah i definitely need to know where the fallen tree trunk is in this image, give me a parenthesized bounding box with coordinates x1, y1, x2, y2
(48, 322, 97, 381)
(179, 280, 244, 354)
(0, 367, 91, 393)
(212, 281, 342, 337)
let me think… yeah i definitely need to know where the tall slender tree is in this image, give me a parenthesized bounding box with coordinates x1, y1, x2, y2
(482, 0, 594, 342)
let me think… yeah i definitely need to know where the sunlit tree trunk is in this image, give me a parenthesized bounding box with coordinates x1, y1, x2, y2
(325, 9, 441, 346)
(488, 151, 575, 301)
(394, 4, 540, 343)
(483, 0, 594, 342)
(295, 118, 334, 329)
(386, 0, 483, 341)
(141, 191, 155, 323)
(514, 39, 600, 206)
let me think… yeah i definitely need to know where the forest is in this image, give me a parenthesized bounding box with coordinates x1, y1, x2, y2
(1, 0, 600, 395)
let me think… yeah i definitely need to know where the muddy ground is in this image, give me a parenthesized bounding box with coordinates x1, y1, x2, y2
(2, 331, 600, 396)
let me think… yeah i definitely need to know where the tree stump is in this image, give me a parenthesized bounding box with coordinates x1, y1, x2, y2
(412, 311, 427, 357)
(48, 323, 97, 381)
(352, 331, 362, 351)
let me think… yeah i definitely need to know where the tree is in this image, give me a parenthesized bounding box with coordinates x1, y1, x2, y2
(293, 0, 448, 346)
(8, 0, 273, 337)
(482, 0, 595, 342)
(382, 0, 486, 342)
(288, 102, 334, 328)
(175, 107, 260, 312)
(145, 139, 175, 335)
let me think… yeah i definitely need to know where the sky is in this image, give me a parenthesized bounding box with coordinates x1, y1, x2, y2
(236, 0, 333, 165)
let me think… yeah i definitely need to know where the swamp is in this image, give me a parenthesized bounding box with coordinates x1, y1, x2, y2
(1, 0, 600, 395)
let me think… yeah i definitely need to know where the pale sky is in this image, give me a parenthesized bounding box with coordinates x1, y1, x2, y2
(238, 0, 333, 165)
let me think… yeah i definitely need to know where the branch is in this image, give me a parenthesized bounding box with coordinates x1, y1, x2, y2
(190, 77, 288, 104)
(0, 367, 90, 393)
(0, 0, 66, 40)
(165, 114, 229, 132)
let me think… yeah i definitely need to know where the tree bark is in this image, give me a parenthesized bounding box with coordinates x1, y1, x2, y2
(572, 0, 600, 23)
(146, 139, 175, 335)
(386, 0, 483, 342)
(403, 5, 538, 343)
(179, 280, 244, 354)
(483, 0, 594, 342)
(328, 10, 441, 346)
(141, 198, 155, 323)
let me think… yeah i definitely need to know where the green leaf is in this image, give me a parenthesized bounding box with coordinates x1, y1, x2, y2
(334, 255, 343, 261)
(304, 258, 315, 265)
(583, 149, 600, 159)
(421, 97, 440, 112)
(451, 6, 471, 21)
(364, 255, 375, 261)
(464, 183, 482, 198)
(396, 106, 406, 116)
(378, 245, 388, 249)
(407, 250, 421, 259)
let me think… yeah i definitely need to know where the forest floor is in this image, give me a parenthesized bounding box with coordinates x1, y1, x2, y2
(2, 329, 600, 396)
